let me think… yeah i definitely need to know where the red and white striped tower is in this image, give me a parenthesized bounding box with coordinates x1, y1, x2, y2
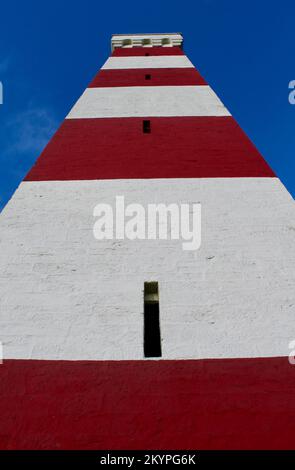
(0, 33, 295, 450)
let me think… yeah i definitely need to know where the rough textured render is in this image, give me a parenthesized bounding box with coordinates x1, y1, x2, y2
(0, 178, 294, 360)
(66, 86, 230, 119)
(102, 56, 193, 69)
(0, 33, 295, 450)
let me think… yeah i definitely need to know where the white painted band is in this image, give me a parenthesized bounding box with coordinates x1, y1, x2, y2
(102, 56, 193, 69)
(0, 178, 294, 361)
(66, 86, 230, 119)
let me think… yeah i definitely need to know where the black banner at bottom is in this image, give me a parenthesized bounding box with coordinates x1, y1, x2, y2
(0, 450, 294, 466)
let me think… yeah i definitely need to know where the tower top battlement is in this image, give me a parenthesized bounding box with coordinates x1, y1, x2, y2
(111, 33, 183, 51)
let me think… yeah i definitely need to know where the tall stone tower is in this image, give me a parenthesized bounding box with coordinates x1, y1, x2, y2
(0, 33, 295, 450)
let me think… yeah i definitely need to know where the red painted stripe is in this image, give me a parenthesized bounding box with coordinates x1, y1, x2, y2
(112, 46, 184, 56)
(0, 357, 294, 450)
(26, 117, 275, 181)
(89, 68, 207, 87)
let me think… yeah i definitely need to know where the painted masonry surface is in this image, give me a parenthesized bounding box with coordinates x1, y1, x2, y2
(0, 33, 295, 449)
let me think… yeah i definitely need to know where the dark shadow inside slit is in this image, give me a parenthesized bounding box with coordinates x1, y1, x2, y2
(144, 282, 162, 358)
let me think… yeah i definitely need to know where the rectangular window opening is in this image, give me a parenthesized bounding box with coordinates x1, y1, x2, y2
(143, 120, 151, 134)
(144, 282, 162, 358)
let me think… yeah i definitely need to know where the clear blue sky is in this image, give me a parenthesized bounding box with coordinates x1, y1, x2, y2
(0, 0, 294, 209)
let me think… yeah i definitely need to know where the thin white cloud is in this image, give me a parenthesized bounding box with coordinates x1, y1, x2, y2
(0, 57, 10, 74)
(0, 105, 58, 211)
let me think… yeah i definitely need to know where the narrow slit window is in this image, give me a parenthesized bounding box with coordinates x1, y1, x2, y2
(145, 74, 151, 80)
(162, 38, 172, 47)
(143, 120, 151, 134)
(122, 39, 132, 48)
(142, 39, 152, 47)
(144, 282, 162, 358)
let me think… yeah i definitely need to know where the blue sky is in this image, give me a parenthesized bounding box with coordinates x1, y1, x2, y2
(0, 0, 294, 209)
